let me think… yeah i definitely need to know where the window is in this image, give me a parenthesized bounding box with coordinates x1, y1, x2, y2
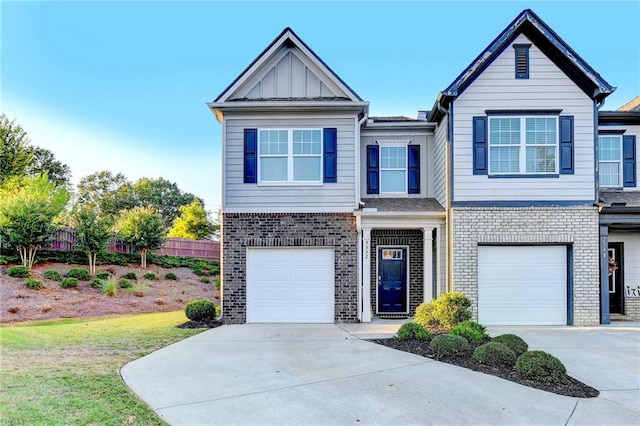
(258, 129, 322, 183)
(599, 135, 622, 187)
(380, 146, 407, 193)
(488, 116, 557, 175)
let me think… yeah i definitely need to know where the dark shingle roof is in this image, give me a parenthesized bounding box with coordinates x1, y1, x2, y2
(369, 116, 419, 123)
(599, 190, 640, 208)
(360, 198, 445, 212)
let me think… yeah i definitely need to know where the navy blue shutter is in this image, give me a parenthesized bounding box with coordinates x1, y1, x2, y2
(244, 129, 257, 183)
(407, 145, 420, 194)
(559, 116, 574, 174)
(323, 128, 337, 183)
(623, 135, 637, 187)
(366, 145, 379, 194)
(473, 116, 488, 175)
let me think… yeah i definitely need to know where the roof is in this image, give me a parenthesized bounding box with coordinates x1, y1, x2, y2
(599, 190, 640, 208)
(359, 198, 445, 213)
(617, 96, 640, 112)
(368, 116, 420, 123)
(598, 111, 640, 125)
(428, 9, 615, 122)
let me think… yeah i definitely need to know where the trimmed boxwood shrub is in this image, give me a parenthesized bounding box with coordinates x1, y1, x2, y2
(61, 278, 79, 289)
(429, 334, 469, 358)
(516, 351, 568, 384)
(414, 292, 472, 329)
(25, 278, 43, 289)
(450, 322, 487, 345)
(164, 272, 177, 280)
(121, 272, 137, 280)
(143, 272, 157, 280)
(7, 265, 30, 278)
(185, 299, 217, 321)
(117, 279, 133, 289)
(397, 322, 432, 341)
(96, 271, 112, 280)
(473, 342, 516, 367)
(492, 334, 528, 357)
(44, 270, 62, 281)
(89, 278, 103, 289)
(66, 268, 90, 281)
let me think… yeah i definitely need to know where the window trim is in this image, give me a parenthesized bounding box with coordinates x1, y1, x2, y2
(598, 134, 623, 188)
(378, 141, 409, 194)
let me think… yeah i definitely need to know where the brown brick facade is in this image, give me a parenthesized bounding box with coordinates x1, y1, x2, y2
(221, 213, 358, 323)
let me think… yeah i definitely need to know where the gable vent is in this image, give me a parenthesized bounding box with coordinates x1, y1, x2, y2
(513, 43, 531, 79)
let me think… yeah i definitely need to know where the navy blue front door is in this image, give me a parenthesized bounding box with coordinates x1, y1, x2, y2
(378, 247, 407, 313)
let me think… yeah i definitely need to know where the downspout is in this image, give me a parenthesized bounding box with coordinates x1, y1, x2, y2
(355, 112, 368, 322)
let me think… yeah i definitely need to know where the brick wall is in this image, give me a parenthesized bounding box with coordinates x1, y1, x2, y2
(452, 206, 600, 326)
(222, 213, 358, 323)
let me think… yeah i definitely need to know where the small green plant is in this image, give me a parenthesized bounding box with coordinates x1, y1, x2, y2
(117, 279, 133, 289)
(209, 266, 220, 275)
(429, 334, 469, 358)
(43, 270, 62, 281)
(25, 278, 43, 289)
(127, 283, 150, 297)
(101, 277, 118, 297)
(215, 305, 221, 317)
(185, 299, 217, 321)
(516, 351, 568, 384)
(192, 268, 206, 276)
(61, 277, 79, 289)
(96, 271, 112, 280)
(143, 272, 157, 280)
(215, 276, 221, 289)
(89, 278, 103, 289)
(7, 265, 30, 278)
(450, 322, 487, 345)
(66, 268, 90, 281)
(164, 272, 177, 280)
(397, 322, 432, 341)
(200, 276, 211, 283)
(121, 272, 137, 280)
(473, 342, 516, 367)
(414, 292, 472, 329)
(492, 334, 528, 357)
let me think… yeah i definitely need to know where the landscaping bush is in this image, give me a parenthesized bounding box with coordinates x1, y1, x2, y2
(185, 299, 217, 321)
(121, 272, 137, 280)
(414, 292, 472, 329)
(200, 276, 211, 283)
(96, 271, 112, 280)
(66, 268, 90, 281)
(102, 278, 117, 297)
(397, 322, 432, 341)
(192, 267, 206, 276)
(492, 334, 528, 357)
(450, 321, 488, 345)
(429, 334, 469, 358)
(7, 265, 30, 278)
(209, 266, 220, 275)
(25, 278, 43, 289)
(89, 278, 103, 289)
(143, 272, 157, 280)
(164, 272, 177, 280)
(43, 270, 62, 281)
(126, 283, 149, 297)
(117, 279, 133, 289)
(516, 351, 568, 384)
(473, 342, 516, 367)
(61, 278, 79, 289)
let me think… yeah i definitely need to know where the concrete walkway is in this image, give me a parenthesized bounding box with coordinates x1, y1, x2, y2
(121, 323, 640, 426)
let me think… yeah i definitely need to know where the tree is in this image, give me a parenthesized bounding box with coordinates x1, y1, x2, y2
(132, 177, 199, 229)
(76, 171, 135, 217)
(0, 175, 70, 268)
(114, 207, 165, 268)
(167, 199, 217, 240)
(71, 205, 113, 275)
(28, 147, 72, 188)
(0, 114, 33, 184)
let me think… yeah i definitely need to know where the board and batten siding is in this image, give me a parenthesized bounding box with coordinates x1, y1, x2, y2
(598, 124, 639, 190)
(223, 113, 358, 212)
(452, 33, 596, 202)
(433, 115, 448, 207)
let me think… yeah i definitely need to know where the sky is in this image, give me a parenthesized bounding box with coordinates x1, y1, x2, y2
(2, 1, 639, 211)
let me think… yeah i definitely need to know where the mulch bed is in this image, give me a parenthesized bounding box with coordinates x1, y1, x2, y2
(370, 337, 599, 398)
(176, 319, 224, 329)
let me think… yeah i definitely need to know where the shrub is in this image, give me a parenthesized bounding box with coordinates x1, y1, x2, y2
(102, 277, 117, 297)
(200, 276, 211, 283)
(450, 321, 488, 345)
(209, 267, 220, 276)
(61, 278, 79, 289)
(127, 283, 149, 297)
(7, 265, 30, 278)
(429, 334, 469, 358)
(96, 271, 112, 280)
(185, 299, 217, 321)
(121, 272, 137, 280)
(516, 351, 568, 384)
(457, 320, 486, 335)
(143, 272, 157, 280)
(117, 279, 133, 289)
(397, 322, 432, 341)
(414, 292, 472, 329)
(192, 268, 206, 276)
(66, 268, 90, 281)
(473, 342, 516, 367)
(164, 272, 177, 280)
(492, 334, 528, 357)
(89, 278, 103, 289)
(43, 270, 62, 281)
(25, 278, 43, 289)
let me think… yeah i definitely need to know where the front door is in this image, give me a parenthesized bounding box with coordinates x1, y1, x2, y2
(608, 243, 624, 314)
(378, 247, 407, 313)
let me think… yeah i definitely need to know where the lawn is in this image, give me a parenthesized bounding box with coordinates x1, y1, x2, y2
(0, 311, 205, 425)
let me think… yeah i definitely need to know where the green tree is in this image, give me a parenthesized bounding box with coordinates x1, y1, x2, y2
(0, 114, 33, 184)
(132, 177, 199, 229)
(76, 170, 136, 217)
(114, 207, 165, 268)
(167, 199, 217, 240)
(71, 205, 113, 275)
(0, 175, 70, 268)
(28, 147, 72, 188)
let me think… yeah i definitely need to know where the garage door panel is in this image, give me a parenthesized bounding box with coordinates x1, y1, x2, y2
(291, 267, 333, 281)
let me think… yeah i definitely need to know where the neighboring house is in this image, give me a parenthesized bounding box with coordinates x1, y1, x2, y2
(209, 9, 638, 326)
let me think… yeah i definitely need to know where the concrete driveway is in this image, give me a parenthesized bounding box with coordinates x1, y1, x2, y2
(121, 323, 640, 426)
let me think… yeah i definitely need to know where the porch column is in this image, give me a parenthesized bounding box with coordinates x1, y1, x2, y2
(600, 225, 610, 325)
(362, 227, 372, 322)
(423, 227, 434, 302)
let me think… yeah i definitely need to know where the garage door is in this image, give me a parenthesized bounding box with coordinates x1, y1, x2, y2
(478, 246, 567, 325)
(246, 248, 334, 323)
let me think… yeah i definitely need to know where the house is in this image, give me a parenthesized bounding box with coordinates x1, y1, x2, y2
(208, 9, 638, 326)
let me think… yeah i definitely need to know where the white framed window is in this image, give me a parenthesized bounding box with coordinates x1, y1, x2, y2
(258, 129, 322, 183)
(380, 145, 407, 193)
(598, 135, 622, 187)
(488, 116, 558, 175)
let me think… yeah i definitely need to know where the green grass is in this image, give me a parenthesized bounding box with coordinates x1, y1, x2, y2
(0, 311, 205, 425)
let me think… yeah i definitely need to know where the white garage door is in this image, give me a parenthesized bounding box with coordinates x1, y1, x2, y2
(478, 246, 567, 325)
(246, 248, 334, 323)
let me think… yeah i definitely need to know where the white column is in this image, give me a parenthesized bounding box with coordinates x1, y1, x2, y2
(436, 224, 443, 298)
(423, 227, 434, 302)
(362, 227, 372, 322)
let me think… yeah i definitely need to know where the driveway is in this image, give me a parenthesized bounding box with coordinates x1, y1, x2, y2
(121, 323, 640, 425)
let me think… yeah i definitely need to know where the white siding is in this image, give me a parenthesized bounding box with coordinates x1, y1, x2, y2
(598, 124, 640, 190)
(609, 233, 640, 298)
(223, 112, 358, 212)
(452, 34, 596, 202)
(433, 115, 448, 206)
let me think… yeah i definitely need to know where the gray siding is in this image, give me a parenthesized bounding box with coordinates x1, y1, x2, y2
(433, 115, 448, 206)
(452, 34, 596, 202)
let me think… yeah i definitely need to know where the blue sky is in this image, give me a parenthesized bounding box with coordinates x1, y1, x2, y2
(2, 1, 638, 210)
